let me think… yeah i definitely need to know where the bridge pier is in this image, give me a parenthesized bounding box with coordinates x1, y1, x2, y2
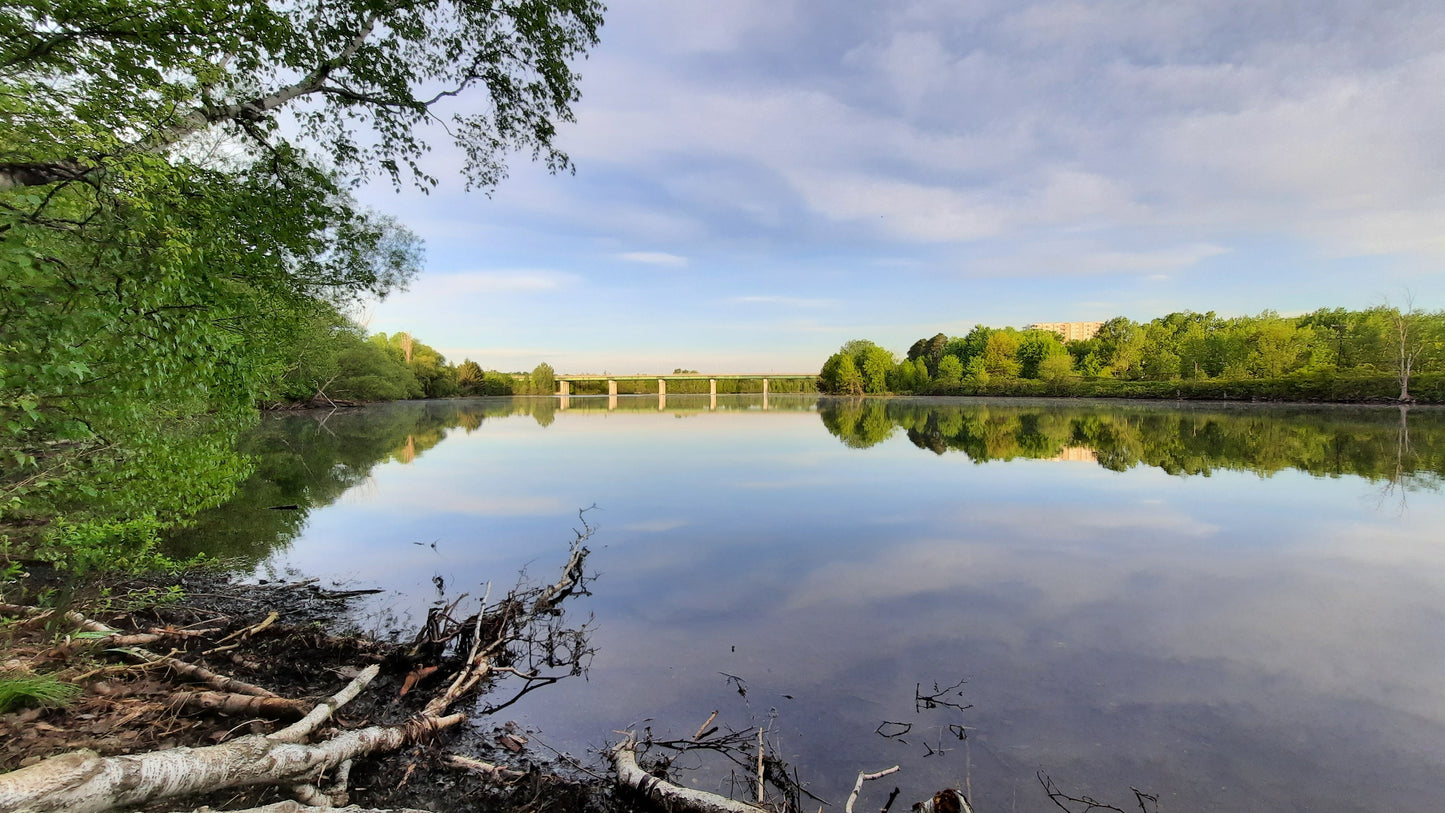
(608, 379, 617, 397)
(657, 378, 666, 396)
(557, 380, 570, 396)
(762, 378, 769, 396)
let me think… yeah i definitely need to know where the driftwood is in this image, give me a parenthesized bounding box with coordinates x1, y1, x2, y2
(609, 736, 768, 813)
(0, 542, 594, 813)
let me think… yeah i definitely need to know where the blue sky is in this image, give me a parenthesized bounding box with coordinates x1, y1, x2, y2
(358, 0, 1445, 374)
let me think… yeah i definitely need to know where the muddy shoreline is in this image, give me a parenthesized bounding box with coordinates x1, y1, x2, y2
(0, 565, 624, 813)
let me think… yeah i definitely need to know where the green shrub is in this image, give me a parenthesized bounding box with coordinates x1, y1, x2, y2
(38, 516, 190, 575)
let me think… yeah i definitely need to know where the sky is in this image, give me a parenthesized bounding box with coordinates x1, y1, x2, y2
(357, 0, 1445, 374)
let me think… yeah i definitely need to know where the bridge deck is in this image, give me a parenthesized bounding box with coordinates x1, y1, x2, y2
(555, 373, 816, 381)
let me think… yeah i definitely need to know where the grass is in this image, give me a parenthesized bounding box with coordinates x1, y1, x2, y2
(0, 671, 81, 713)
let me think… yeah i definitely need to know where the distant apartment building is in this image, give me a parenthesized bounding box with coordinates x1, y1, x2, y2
(1026, 321, 1103, 342)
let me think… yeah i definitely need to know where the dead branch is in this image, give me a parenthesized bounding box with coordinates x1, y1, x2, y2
(1037, 772, 1157, 813)
(846, 766, 900, 813)
(120, 648, 279, 698)
(444, 754, 526, 781)
(609, 735, 769, 813)
(170, 690, 310, 720)
(272, 665, 378, 743)
(531, 540, 589, 615)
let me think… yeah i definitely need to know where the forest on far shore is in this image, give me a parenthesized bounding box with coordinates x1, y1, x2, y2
(819, 306, 1444, 402)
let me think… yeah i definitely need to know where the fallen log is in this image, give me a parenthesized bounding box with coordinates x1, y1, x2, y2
(609, 736, 768, 813)
(0, 708, 461, 813)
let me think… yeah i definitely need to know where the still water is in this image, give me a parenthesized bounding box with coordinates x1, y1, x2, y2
(169, 396, 1445, 812)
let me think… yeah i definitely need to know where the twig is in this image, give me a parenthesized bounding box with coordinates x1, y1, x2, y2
(694, 710, 719, 741)
(445, 754, 526, 781)
(756, 727, 765, 804)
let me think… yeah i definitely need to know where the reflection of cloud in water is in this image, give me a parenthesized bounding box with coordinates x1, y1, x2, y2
(621, 518, 691, 533)
(777, 503, 1445, 726)
(732, 475, 844, 489)
(349, 490, 567, 516)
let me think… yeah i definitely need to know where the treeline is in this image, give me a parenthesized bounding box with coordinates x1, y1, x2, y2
(819, 307, 1445, 402)
(274, 319, 558, 404)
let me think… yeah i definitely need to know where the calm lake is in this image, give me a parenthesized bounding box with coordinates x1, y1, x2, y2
(167, 396, 1445, 812)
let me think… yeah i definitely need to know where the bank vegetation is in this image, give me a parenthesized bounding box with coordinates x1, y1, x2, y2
(820, 307, 1445, 403)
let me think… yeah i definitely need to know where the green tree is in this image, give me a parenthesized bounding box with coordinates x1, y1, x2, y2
(963, 357, 990, 386)
(1039, 352, 1074, 384)
(858, 344, 896, 394)
(982, 330, 1022, 379)
(1095, 317, 1146, 378)
(530, 363, 556, 396)
(820, 353, 865, 395)
(937, 355, 964, 386)
(0, 0, 603, 192)
(456, 360, 484, 394)
(1018, 330, 1068, 379)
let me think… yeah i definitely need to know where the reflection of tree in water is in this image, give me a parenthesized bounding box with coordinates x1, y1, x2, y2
(819, 399, 895, 449)
(820, 399, 1445, 488)
(163, 398, 559, 564)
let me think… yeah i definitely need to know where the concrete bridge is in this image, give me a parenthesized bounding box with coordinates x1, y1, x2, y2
(554, 373, 817, 397)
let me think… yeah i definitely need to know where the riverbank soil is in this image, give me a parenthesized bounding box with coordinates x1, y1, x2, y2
(0, 566, 618, 813)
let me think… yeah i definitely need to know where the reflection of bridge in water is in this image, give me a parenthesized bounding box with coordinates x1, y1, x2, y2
(557, 392, 821, 413)
(554, 373, 816, 412)
(554, 373, 816, 397)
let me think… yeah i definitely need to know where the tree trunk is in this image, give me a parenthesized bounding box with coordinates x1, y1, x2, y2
(0, 716, 458, 813)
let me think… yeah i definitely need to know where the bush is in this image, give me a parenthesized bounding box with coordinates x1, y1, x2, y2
(39, 516, 193, 575)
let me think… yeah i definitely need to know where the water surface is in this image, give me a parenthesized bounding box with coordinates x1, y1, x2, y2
(168, 396, 1445, 812)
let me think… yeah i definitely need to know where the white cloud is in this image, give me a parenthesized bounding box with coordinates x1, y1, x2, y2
(784, 170, 1009, 242)
(617, 251, 689, 268)
(399, 269, 578, 296)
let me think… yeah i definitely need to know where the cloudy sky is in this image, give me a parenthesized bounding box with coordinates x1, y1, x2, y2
(358, 0, 1445, 373)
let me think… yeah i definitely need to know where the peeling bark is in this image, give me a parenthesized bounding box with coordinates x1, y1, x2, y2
(170, 690, 309, 720)
(0, 715, 461, 813)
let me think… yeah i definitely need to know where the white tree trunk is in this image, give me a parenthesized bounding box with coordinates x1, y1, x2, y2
(0, 715, 459, 813)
